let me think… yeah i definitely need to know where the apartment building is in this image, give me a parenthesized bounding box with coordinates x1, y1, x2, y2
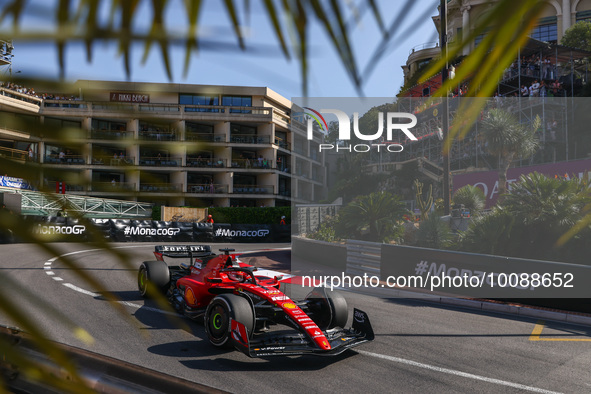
(403, 0, 591, 84)
(0, 80, 327, 208)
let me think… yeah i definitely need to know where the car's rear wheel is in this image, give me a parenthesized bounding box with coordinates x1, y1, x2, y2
(305, 287, 348, 330)
(205, 294, 254, 348)
(138, 260, 170, 298)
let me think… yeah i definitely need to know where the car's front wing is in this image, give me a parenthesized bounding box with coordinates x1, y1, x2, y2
(230, 308, 374, 357)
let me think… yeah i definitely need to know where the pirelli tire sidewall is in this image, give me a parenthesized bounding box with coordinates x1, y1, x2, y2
(138, 260, 170, 298)
(204, 294, 254, 348)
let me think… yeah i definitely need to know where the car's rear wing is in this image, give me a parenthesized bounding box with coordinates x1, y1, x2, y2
(154, 245, 213, 259)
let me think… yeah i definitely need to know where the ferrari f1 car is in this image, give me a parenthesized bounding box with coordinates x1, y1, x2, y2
(137, 245, 374, 357)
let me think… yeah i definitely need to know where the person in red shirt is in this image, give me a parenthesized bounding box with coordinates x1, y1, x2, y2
(279, 216, 286, 225)
(206, 214, 214, 224)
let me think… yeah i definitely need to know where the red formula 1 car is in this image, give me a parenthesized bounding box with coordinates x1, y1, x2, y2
(137, 245, 374, 357)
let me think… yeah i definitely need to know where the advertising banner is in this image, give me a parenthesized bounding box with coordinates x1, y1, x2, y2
(381, 244, 591, 298)
(29, 217, 88, 241)
(0, 175, 32, 190)
(453, 158, 591, 207)
(212, 224, 289, 243)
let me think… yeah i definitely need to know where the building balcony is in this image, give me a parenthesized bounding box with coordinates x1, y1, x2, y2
(229, 134, 271, 144)
(186, 133, 216, 142)
(140, 183, 182, 192)
(139, 157, 181, 166)
(187, 183, 228, 194)
(90, 130, 133, 140)
(233, 185, 275, 194)
(139, 130, 178, 141)
(230, 158, 274, 169)
(92, 182, 136, 192)
(274, 137, 291, 150)
(91, 156, 134, 166)
(186, 158, 226, 168)
(44, 154, 85, 165)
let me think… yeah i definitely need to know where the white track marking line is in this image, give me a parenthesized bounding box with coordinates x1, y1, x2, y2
(45, 245, 290, 317)
(63, 283, 100, 297)
(357, 350, 561, 394)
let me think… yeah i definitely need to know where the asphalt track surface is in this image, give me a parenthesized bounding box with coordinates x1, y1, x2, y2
(1, 242, 591, 393)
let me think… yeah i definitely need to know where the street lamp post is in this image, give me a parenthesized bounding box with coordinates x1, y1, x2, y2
(440, 0, 451, 215)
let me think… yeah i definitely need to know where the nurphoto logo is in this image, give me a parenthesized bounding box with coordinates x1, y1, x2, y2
(304, 107, 418, 153)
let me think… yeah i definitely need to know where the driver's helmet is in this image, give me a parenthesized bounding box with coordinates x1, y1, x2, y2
(227, 271, 246, 282)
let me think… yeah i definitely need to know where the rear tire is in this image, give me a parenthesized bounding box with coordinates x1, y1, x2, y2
(305, 287, 348, 329)
(204, 294, 254, 348)
(138, 260, 170, 298)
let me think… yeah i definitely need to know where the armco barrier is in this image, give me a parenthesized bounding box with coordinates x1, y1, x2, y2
(346, 240, 381, 276)
(291, 237, 591, 313)
(17, 217, 290, 243)
(291, 236, 347, 270)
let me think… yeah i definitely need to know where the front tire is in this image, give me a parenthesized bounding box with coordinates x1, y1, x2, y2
(305, 287, 348, 330)
(138, 260, 170, 298)
(204, 294, 254, 348)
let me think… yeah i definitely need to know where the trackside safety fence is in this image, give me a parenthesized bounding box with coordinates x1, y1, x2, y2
(346, 240, 381, 277)
(0, 217, 290, 243)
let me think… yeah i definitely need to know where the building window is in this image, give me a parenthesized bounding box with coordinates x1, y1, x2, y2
(222, 95, 252, 113)
(576, 11, 591, 22)
(179, 94, 219, 112)
(530, 17, 557, 42)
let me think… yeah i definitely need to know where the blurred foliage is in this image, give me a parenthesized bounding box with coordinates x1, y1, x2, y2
(416, 214, 452, 249)
(337, 191, 408, 243)
(452, 185, 486, 215)
(457, 173, 591, 264)
(209, 206, 290, 224)
(307, 215, 341, 243)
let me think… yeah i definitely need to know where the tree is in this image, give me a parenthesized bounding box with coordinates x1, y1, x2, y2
(416, 215, 452, 249)
(458, 173, 591, 263)
(452, 185, 486, 215)
(337, 191, 408, 242)
(479, 108, 540, 201)
(561, 21, 591, 52)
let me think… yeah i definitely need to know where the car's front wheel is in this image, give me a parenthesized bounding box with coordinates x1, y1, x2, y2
(305, 287, 348, 330)
(204, 294, 254, 348)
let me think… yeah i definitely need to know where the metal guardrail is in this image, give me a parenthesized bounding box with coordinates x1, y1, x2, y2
(0, 186, 153, 217)
(346, 240, 381, 277)
(0, 325, 224, 394)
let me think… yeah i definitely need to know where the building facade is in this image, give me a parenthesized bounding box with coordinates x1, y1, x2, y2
(0, 80, 327, 208)
(403, 0, 591, 84)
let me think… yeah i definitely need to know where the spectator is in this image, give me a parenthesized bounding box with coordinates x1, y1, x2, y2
(206, 214, 214, 224)
(530, 80, 540, 97)
(59, 150, 66, 162)
(280, 216, 286, 225)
